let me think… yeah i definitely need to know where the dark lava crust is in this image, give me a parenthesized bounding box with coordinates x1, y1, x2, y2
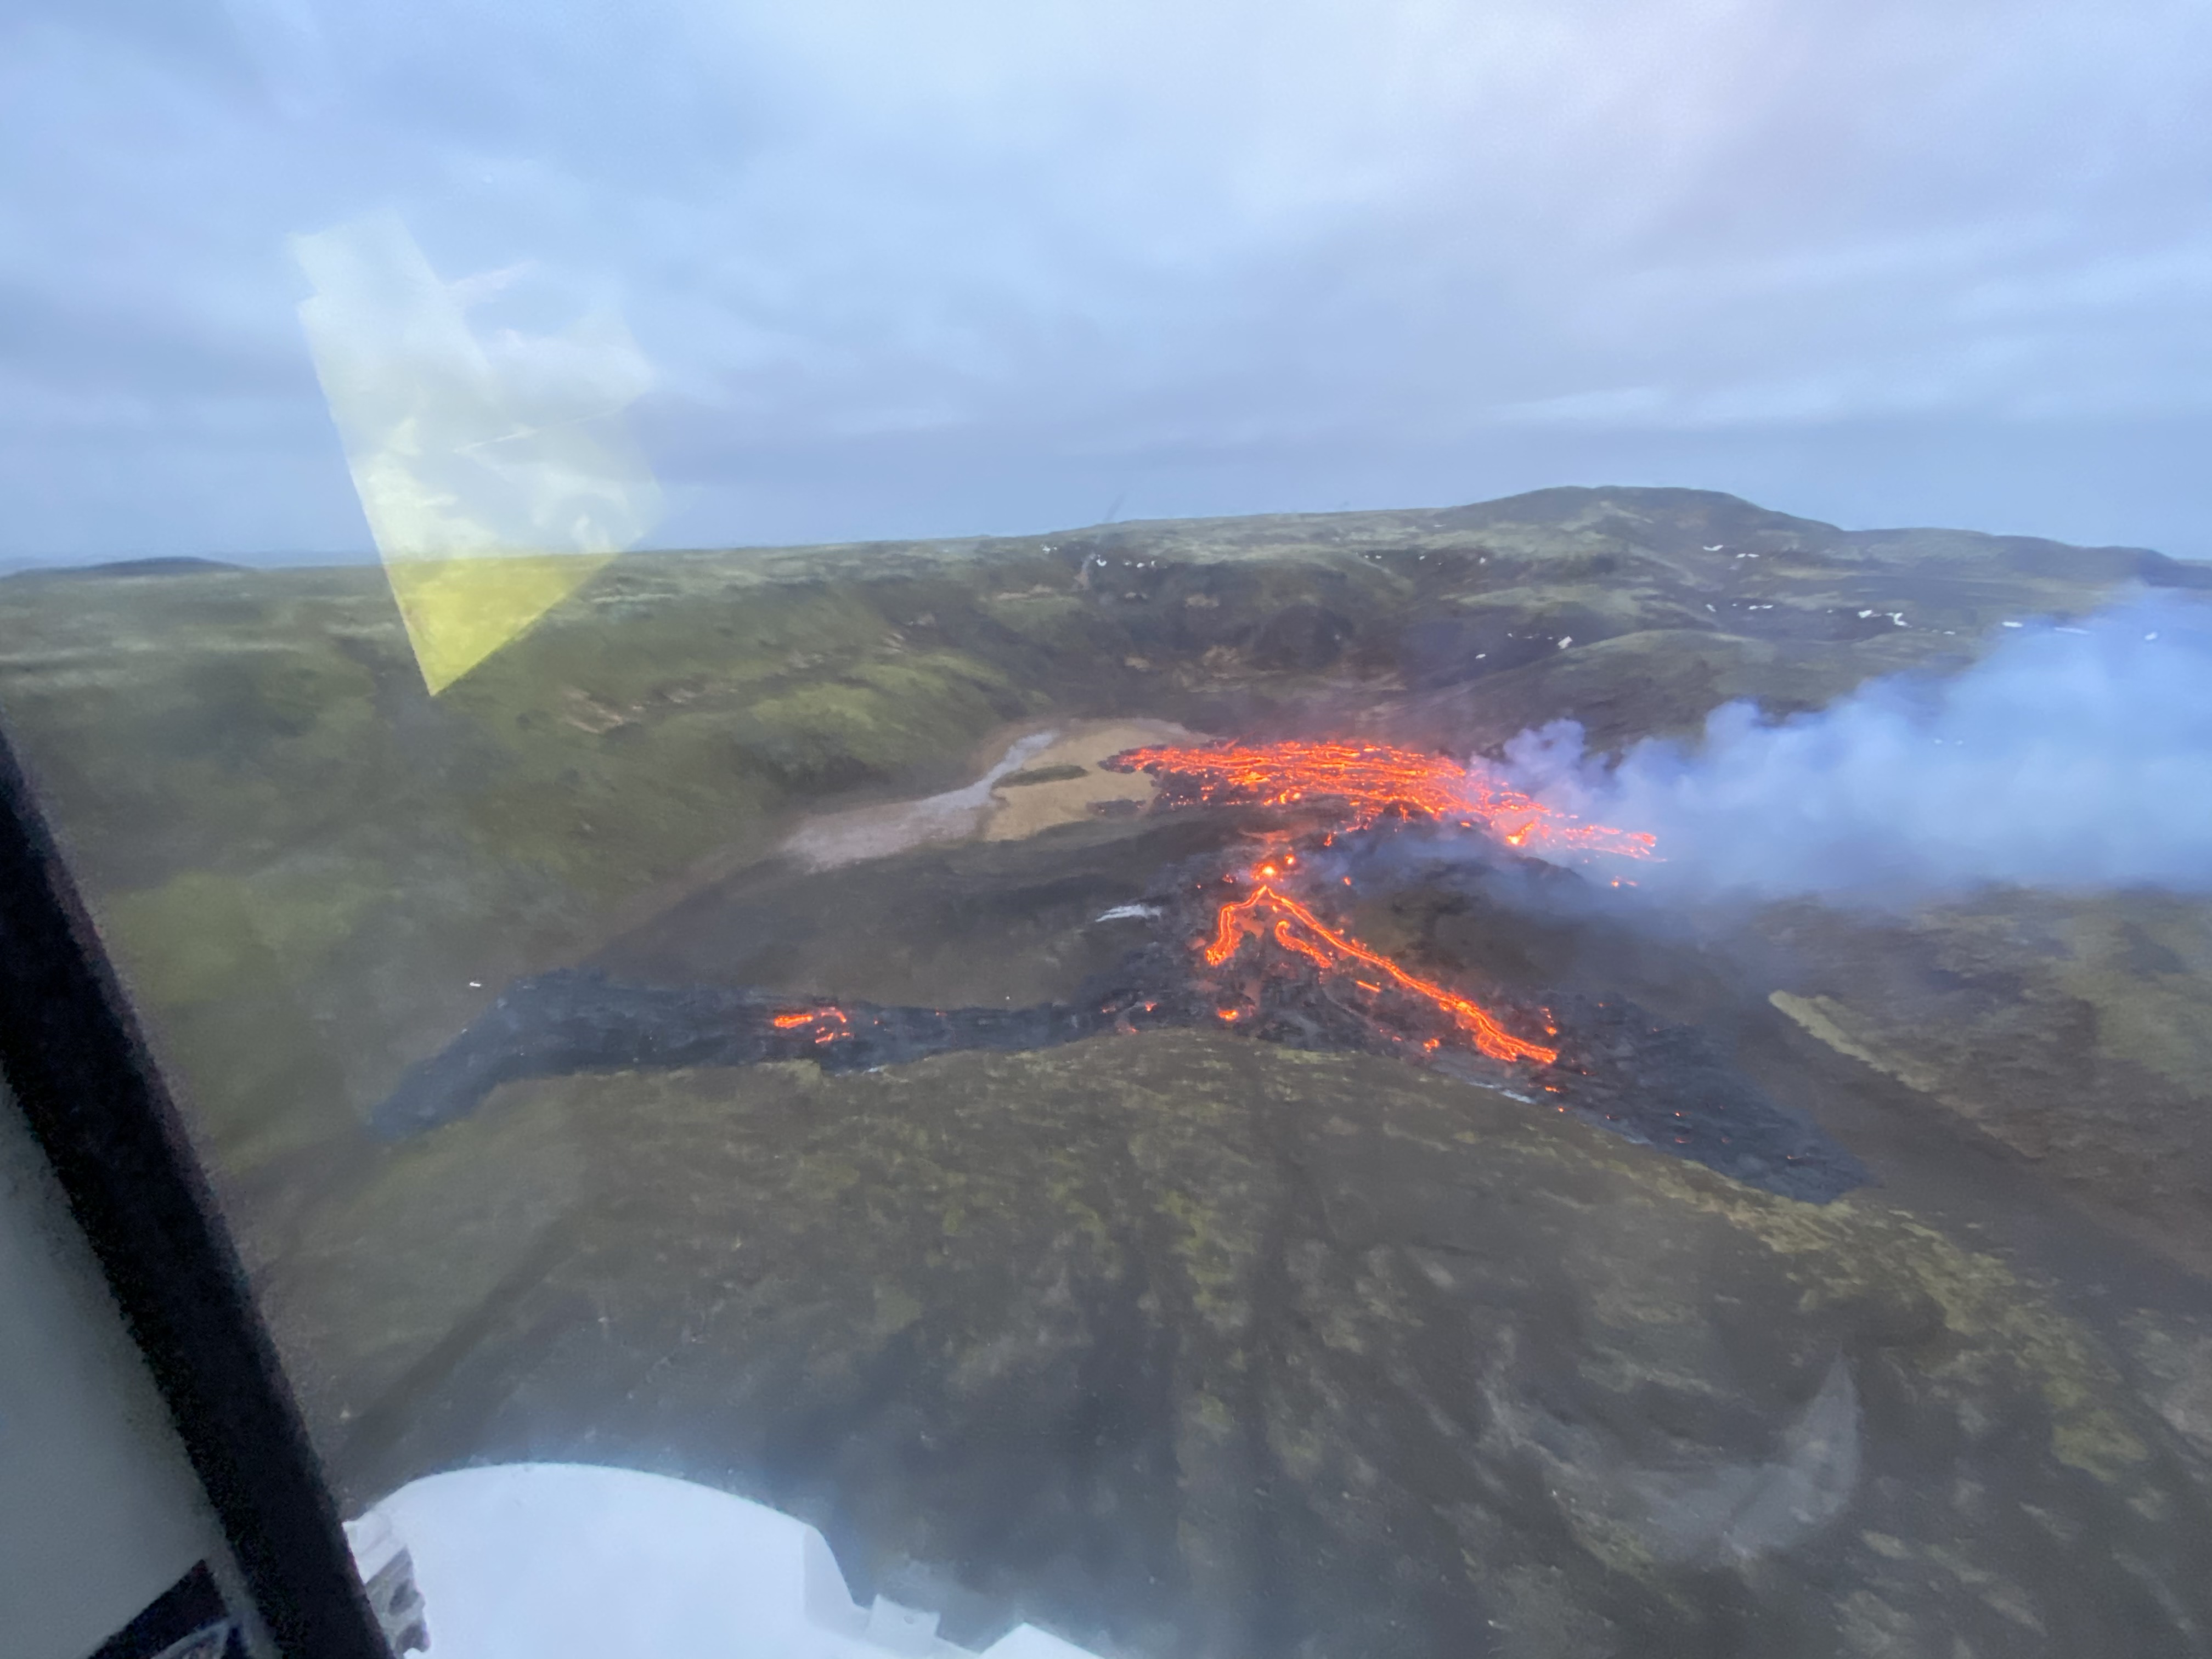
(374, 921, 1868, 1205)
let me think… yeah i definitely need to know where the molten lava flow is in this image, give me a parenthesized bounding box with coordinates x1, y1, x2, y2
(1103, 739, 1656, 1070)
(1109, 738, 1655, 860)
(773, 1005, 851, 1045)
(1204, 881, 1558, 1064)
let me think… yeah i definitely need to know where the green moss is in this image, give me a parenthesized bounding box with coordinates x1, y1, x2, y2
(2051, 900, 2212, 1090)
(873, 1284, 925, 1336)
(0, 509, 2176, 1214)
(1158, 1184, 1255, 1338)
(104, 872, 280, 1009)
(1647, 1172, 2151, 1481)
(96, 870, 364, 1160)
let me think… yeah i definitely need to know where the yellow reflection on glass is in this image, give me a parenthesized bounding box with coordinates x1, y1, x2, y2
(291, 212, 662, 692)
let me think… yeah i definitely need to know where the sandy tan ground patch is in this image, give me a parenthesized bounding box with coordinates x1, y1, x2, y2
(982, 718, 1199, 841)
(777, 719, 1204, 871)
(778, 726, 1064, 871)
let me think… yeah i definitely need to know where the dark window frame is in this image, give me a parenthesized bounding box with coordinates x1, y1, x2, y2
(0, 725, 390, 1659)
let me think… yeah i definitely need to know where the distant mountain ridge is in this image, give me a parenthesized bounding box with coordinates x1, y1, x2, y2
(3, 555, 247, 582)
(1029, 485, 2211, 588)
(3, 485, 2204, 583)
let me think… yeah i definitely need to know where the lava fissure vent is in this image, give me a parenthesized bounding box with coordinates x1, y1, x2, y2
(1102, 741, 1864, 1201)
(374, 738, 1865, 1201)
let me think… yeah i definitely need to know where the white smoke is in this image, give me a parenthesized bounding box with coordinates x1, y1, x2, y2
(1499, 592, 2212, 902)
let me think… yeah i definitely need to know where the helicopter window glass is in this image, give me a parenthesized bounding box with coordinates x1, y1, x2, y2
(4, 4, 2210, 1655)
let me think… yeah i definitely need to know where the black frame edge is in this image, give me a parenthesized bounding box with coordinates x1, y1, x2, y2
(0, 726, 390, 1659)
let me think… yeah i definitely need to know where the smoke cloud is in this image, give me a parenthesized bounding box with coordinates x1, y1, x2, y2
(1499, 594, 2212, 902)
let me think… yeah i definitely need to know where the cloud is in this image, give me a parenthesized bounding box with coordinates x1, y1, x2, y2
(1499, 594, 2212, 902)
(1, 0, 2208, 561)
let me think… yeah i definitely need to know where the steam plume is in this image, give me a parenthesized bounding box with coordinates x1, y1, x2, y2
(1498, 594, 2212, 902)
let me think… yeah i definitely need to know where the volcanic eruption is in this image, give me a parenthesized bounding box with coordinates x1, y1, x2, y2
(376, 735, 1863, 1201)
(1104, 738, 1656, 858)
(1101, 740, 1655, 1065)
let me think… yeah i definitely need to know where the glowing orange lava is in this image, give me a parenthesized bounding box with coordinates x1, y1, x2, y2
(1105, 739, 1656, 1068)
(772, 1005, 851, 1045)
(1109, 739, 1654, 860)
(1203, 881, 1558, 1064)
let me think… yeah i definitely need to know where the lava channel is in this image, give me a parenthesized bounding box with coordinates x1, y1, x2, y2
(1107, 738, 1650, 1069)
(1105, 738, 1655, 859)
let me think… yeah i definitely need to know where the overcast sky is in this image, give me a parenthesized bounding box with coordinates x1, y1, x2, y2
(4, 0, 2208, 566)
